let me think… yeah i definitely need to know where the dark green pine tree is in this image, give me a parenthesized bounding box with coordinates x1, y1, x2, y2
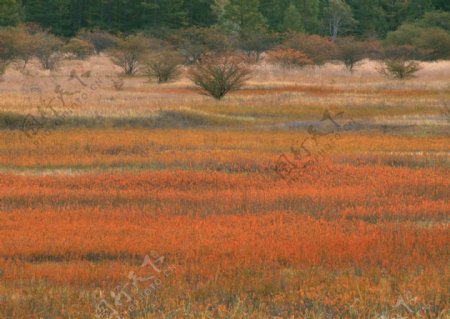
(347, 0, 388, 37)
(259, 0, 288, 31)
(405, 0, 434, 20)
(183, 0, 216, 26)
(380, 0, 433, 33)
(221, 0, 268, 32)
(283, 3, 304, 32)
(432, 0, 450, 11)
(25, 0, 73, 36)
(293, 0, 320, 33)
(140, 0, 186, 29)
(160, 0, 187, 28)
(0, 0, 22, 26)
(69, 0, 88, 32)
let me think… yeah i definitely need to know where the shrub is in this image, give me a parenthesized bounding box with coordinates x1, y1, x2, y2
(144, 51, 183, 83)
(385, 24, 421, 47)
(189, 54, 251, 100)
(282, 33, 338, 65)
(415, 28, 450, 60)
(107, 34, 153, 75)
(417, 10, 450, 32)
(266, 48, 313, 68)
(14, 26, 40, 69)
(64, 38, 95, 60)
(32, 32, 63, 70)
(78, 30, 118, 54)
(0, 27, 21, 72)
(0, 59, 6, 77)
(379, 59, 421, 80)
(336, 37, 368, 72)
(385, 24, 450, 60)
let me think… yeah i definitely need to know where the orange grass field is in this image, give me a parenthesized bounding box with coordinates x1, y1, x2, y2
(0, 58, 449, 318)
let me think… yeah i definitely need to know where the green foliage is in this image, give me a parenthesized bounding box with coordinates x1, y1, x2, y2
(417, 10, 450, 32)
(324, 0, 356, 41)
(379, 59, 421, 79)
(25, 0, 73, 36)
(346, 0, 387, 37)
(283, 4, 304, 32)
(0, 0, 21, 26)
(220, 0, 268, 33)
(385, 24, 423, 47)
(292, 0, 320, 33)
(0, 0, 447, 55)
(415, 28, 450, 60)
(385, 24, 450, 60)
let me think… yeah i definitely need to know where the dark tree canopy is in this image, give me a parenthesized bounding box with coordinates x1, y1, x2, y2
(0, 0, 447, 39)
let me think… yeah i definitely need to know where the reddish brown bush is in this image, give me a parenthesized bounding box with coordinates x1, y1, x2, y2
(267, 48, 313, 68)
(282, 33, 338, 65)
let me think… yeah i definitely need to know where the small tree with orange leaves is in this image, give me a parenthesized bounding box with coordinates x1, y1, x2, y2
(267, 48, 313, 69)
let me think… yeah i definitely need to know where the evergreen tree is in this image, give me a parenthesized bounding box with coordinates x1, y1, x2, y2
(259, 0, 288, 31)
(347, 0, 388, 37)
(380, 1, 402, 32)
(140, 0, 187, 29)
(25, 0, 73, 36)
(283, 3, 304, 32)
(183, 0, 216, 26)
(405, 0, 434, 20)
(323, 0, 356, 41)
(293, 0, 320, 33)
(220, 0, 268, 33)
(0, 0, 21, 26)
(432, 0, 450, 11)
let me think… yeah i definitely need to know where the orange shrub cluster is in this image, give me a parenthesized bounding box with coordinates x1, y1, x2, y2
(266, 48, 313, 68)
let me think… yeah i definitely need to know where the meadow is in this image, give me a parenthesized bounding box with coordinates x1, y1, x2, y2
(0, 57, 449, 318)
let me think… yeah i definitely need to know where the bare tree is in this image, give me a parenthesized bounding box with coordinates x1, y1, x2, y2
(0, 27, 22, 75)
(336, 37, 368, 72)
(144, 51, 183, 83)
(189, 54, 252, 100)
(379, 59, 421, 80)
(108, 34, 154, 75)
(32, 32, 63, 70)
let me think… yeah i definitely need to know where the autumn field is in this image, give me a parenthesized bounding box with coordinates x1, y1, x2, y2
(0, 58, 449, 318)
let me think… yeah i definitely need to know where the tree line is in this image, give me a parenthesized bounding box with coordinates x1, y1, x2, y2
(0, 0, 449, 38)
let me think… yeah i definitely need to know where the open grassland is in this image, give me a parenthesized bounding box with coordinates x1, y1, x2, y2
(0, 58, 449, 318)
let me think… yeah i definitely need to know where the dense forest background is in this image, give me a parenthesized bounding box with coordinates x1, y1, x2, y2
(1, 0, 449, 38)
